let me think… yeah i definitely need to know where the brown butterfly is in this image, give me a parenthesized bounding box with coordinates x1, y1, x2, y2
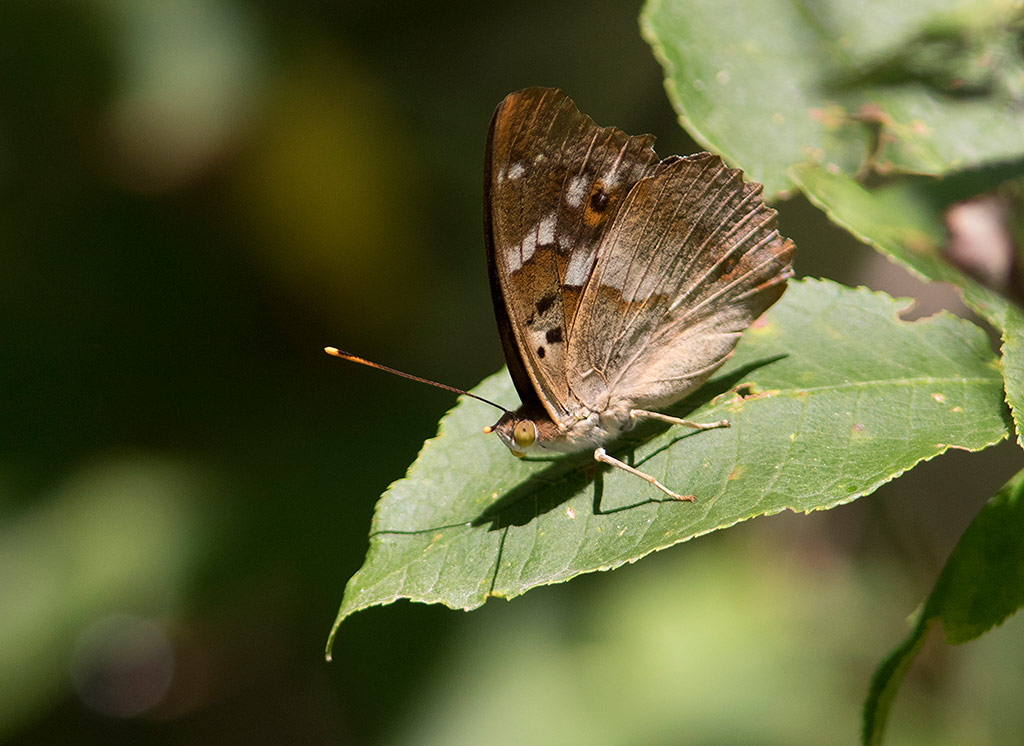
(328, 87, 794, 501)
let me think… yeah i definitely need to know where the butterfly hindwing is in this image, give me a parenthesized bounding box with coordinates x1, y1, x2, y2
(485, 88, 662, 421)
(566, 152, 794, 411)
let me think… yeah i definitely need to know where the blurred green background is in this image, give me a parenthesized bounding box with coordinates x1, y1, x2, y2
(2, 0, 1023, 744)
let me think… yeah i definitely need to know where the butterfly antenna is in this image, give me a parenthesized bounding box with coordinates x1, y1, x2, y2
(324, 347, 510, 414)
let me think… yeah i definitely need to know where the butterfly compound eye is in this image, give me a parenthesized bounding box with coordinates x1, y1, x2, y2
(513, 420, 537, 450)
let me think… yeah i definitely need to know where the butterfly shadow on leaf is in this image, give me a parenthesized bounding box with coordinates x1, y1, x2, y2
(471, 354, 787, 530)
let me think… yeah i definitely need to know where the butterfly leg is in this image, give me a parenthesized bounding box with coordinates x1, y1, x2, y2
(630, 409, 730, 431)
(593, 447, 695, 502)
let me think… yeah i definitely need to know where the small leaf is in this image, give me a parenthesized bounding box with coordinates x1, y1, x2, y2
(641, 0, 1024, 196)
(862, 468, 1024, 745)
(793, 164, 1024, 448)
(328, 279, 1008, 650)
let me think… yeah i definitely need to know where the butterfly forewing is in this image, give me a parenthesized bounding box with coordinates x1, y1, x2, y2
(485, 88, 662, 422)
(566, 153, 794, 411)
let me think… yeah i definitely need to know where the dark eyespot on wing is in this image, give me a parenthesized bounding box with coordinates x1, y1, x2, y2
(536, 293, 557, 315)
(537, 346, 546, 358)
(589, 190, 610, 212)
(545, 327, 563, 344)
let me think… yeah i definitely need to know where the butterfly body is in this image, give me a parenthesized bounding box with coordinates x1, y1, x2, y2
(484, 88, 794, 489)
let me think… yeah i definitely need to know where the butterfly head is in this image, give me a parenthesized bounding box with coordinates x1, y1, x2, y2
(485, 412, 536, 457)
(486, 406, 572, 457)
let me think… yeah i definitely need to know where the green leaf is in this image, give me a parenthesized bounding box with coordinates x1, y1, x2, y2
(327, 279, 1008, 650)
(792, 164, 1024, 448)
(640, 0, 1024, 197)
(862, 468, 1024, 746)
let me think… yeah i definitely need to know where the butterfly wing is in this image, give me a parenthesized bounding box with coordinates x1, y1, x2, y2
(565, 152, 794, 412)
(485, 88, 662, 421)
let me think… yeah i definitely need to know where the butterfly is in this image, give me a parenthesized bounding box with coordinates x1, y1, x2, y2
(328, 87, 794, 501)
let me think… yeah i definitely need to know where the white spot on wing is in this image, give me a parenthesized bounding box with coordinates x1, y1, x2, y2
(537, 214, 556, 246)
(604, 142, 629, 186)
(504, 231, 538, 272)
(508, 162, 525, 180)
(564, 248, 593, 286)
(520, 232, 537, 263)
(566, 175, 588, 208)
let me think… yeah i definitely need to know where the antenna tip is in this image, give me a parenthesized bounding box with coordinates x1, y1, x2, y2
(324, 346, 340, 356)
(482, 426, 493, 434)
